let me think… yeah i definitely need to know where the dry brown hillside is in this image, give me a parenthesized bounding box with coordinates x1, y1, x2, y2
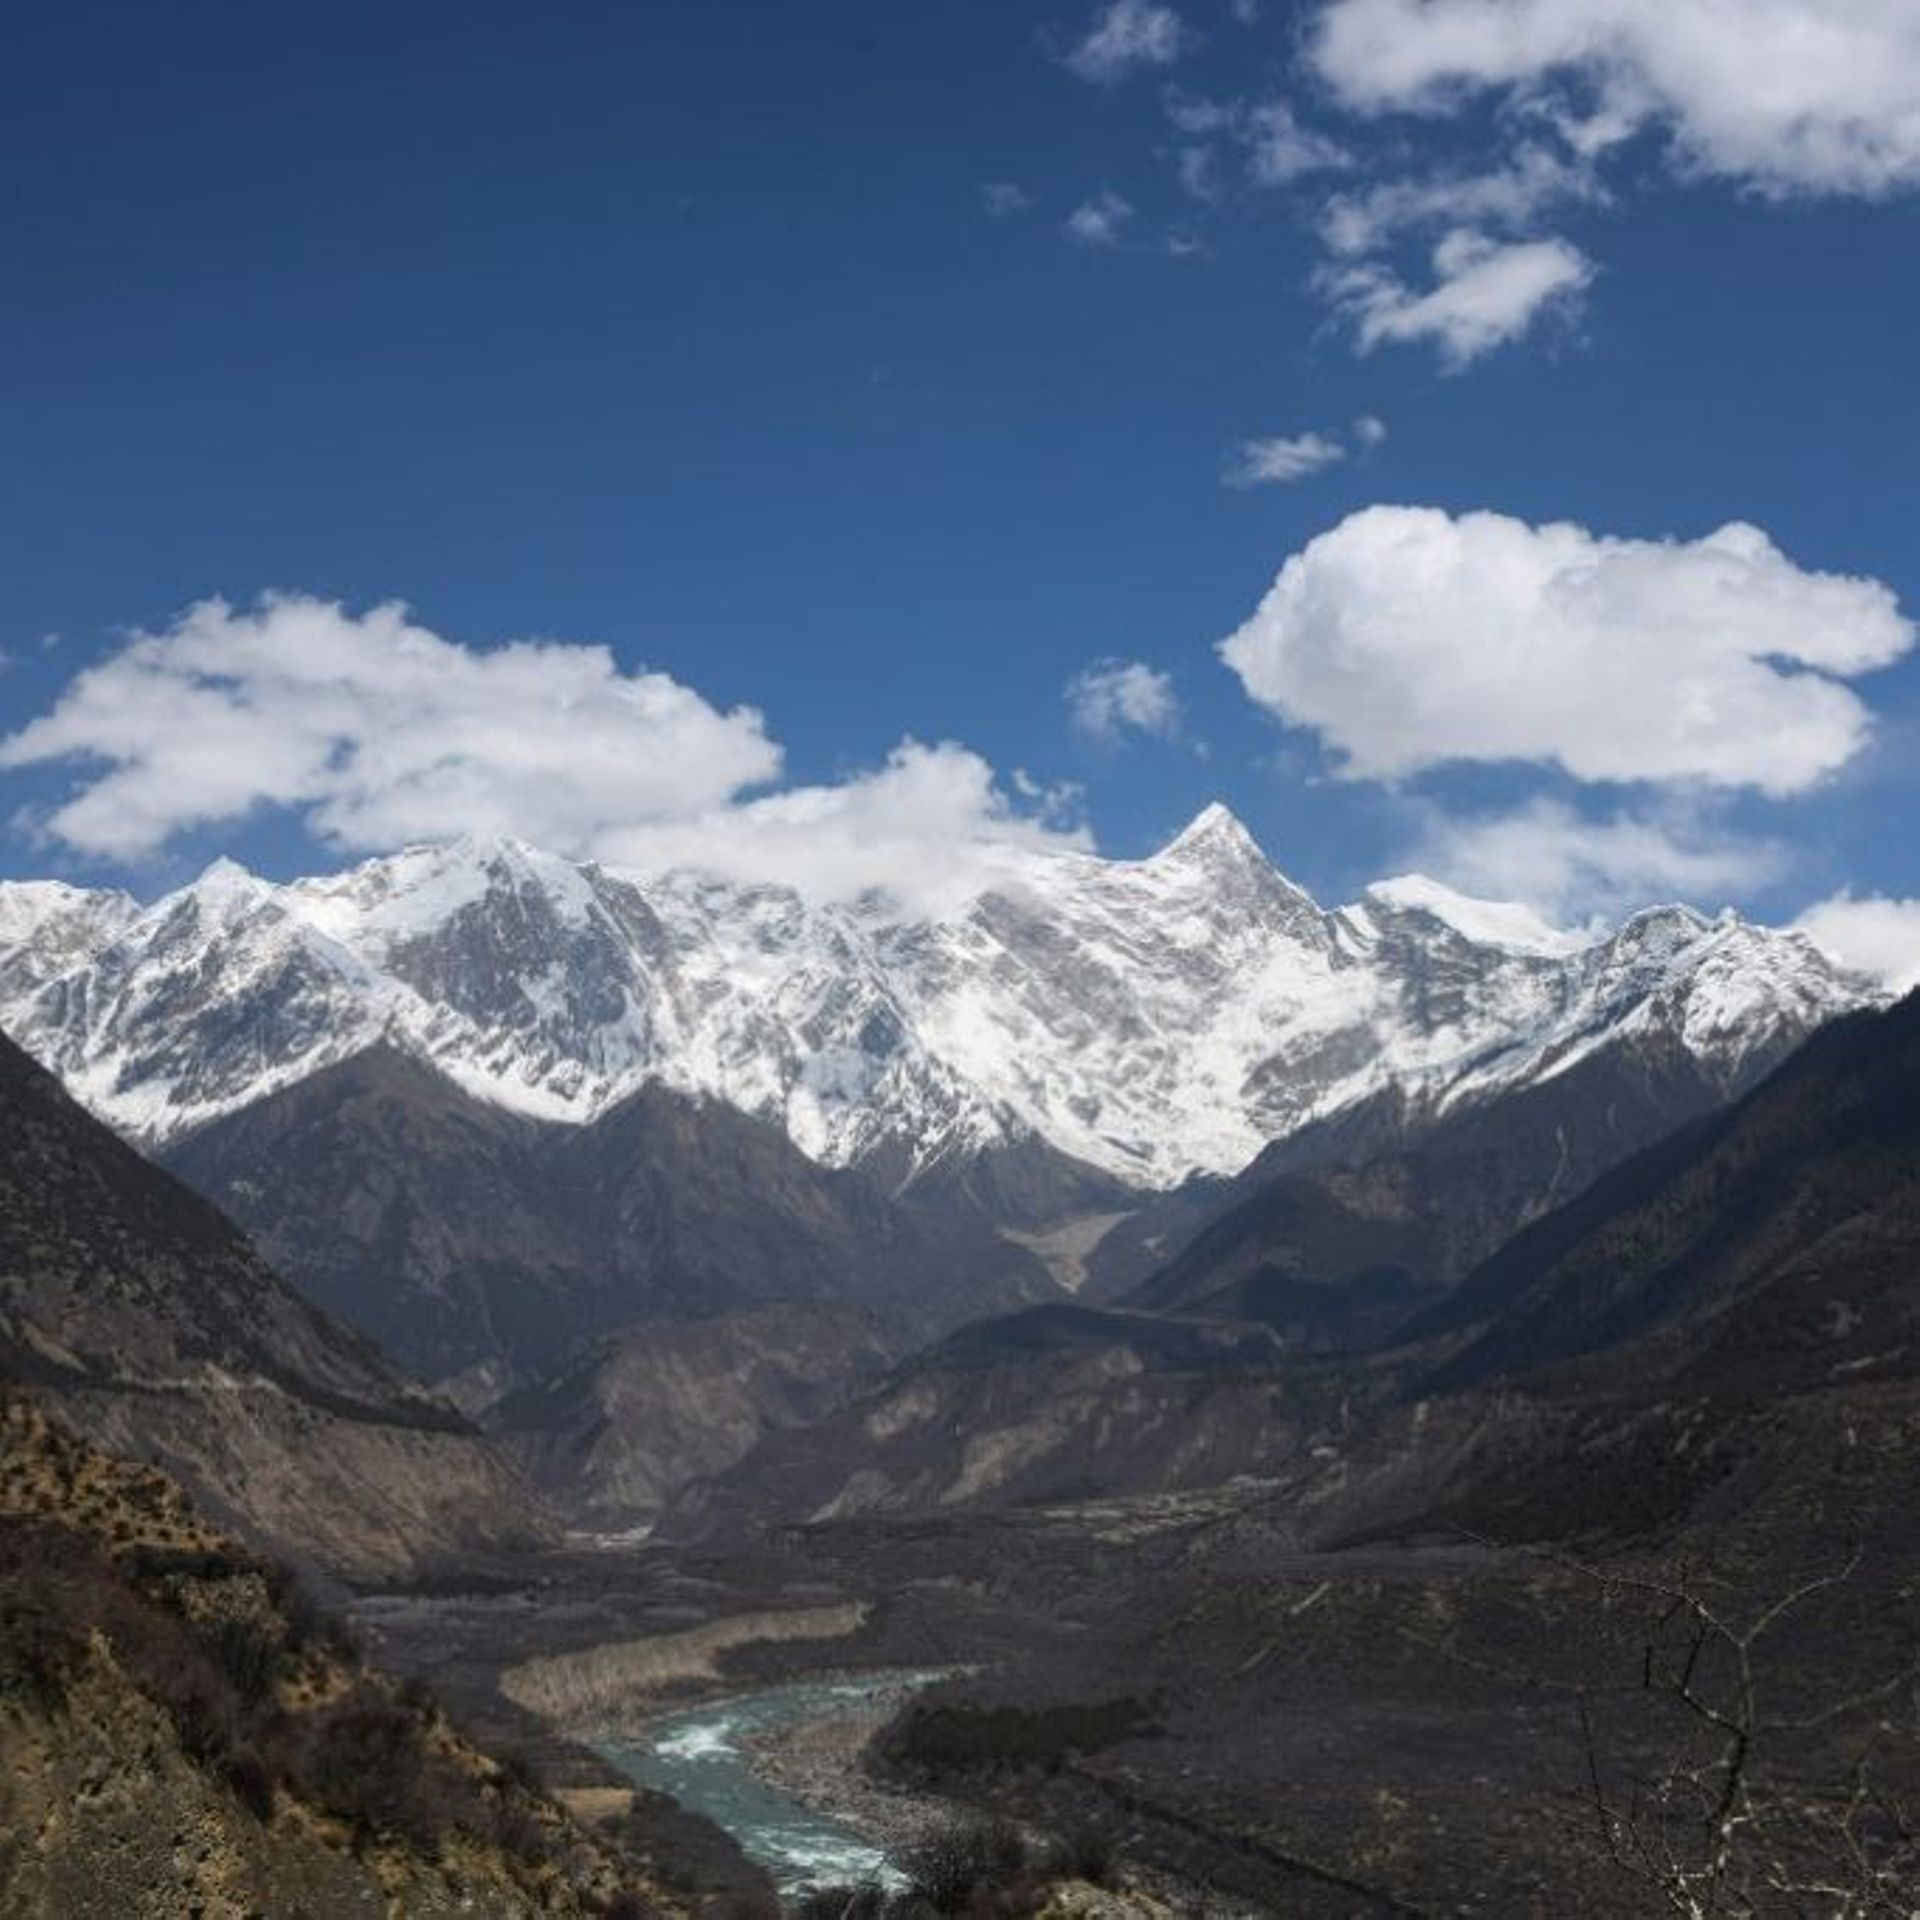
(0, 1395, 688, 1919)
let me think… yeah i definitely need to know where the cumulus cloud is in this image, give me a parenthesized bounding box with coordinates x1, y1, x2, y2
(598, 740, 1092, 918)
(0, 595, 781, 861)
(981, 180, 1033, 216)
(1066, 658, 1183, 742)
(1323, 229, 1595, 365)
(1219, 507, 1914, 793)
(1794, 893, 1920, 992)
(0, 595, 1087, 911)
(1311, 0, 1920, 198)
(1223, 432, 1347, 486)
(1065, 190, 1135, 246)
(1064, 0, 1188, 84)
(1352, 413, 1388, 447)
(1411, 799, 1784, 919)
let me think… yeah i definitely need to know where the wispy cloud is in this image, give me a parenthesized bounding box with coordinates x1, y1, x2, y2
(1066, 658, 1184, 743)
(1065, 190, 1135, 246)
(1223, 432, 1347, 486)
(1162, 89, 1348, 193)
(1222, 414, 1385, 487)
(1320, 144, 1603, 257)
(1063, 0, 1189, 85)
(1031, 0, 1920, 370)
(1321, 229, 1595, 366)
(981, 180, 1033, 217)
(1409, 798, 1786, 921)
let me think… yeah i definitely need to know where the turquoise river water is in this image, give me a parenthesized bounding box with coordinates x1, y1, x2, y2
(598, 1671, 945, 1894)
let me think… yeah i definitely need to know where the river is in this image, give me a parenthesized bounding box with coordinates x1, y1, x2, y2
(596, 1670, 946, 1894)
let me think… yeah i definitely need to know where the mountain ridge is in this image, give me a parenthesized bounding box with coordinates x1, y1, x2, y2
(0, 811, 1877, 1199)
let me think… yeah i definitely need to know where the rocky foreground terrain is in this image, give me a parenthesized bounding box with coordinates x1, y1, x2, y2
(0, 1395, 728, 1917)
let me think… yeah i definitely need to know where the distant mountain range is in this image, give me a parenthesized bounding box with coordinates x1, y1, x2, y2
(0, 807, 1872, 1191)
(0, 811, 1881, 1513)
(677, 987, 1920, 1540)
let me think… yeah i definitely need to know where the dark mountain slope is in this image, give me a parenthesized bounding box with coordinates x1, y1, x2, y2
(1415, 990, 1920, 1396)
(165, 1045, 1055, 1391)
(1117, 1018, 1797, 1326)
(0, 1029, 545, 1577)
(679, 996, 1920, 1544)
(663, 1303, 1356, 1535)
(490, 1302, 899, 1528)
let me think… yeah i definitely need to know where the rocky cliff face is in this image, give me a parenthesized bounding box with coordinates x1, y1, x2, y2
(0, 1029, 547, 1579)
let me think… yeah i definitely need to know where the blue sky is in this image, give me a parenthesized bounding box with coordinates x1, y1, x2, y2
(1, 1, 1916, 968)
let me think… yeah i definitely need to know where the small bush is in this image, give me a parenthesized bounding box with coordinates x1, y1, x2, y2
(1046, 1823, 1116, 1887)
(602, 1893, 665, 1919)
(292, 1692, 460, 1851)
(206, 1617, 281, 1705)
(900, 1820, 1032, 1914)
(0, 1533, 87, 1707)
(223, 1748, 277, 1822)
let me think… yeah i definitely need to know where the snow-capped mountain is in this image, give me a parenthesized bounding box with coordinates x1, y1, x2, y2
(0, 805, 1876, 1190)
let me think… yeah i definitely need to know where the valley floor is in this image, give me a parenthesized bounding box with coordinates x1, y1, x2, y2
(341, 1483, 1737, 1917)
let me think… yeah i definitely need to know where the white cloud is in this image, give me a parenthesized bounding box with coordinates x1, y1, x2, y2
(1794, 893, 1920, 992)
(1224, 431, 1347, 486)
(1319, 144, 1602, 256)
(0, 595, 1087, 912)
(1410, 799, 1785, 920)
(599, 740, 1092, 918)
(1066, 658, 1183, 742)
(1065, 0, 1189, 84)
(0, 595, 780, 861)
(1242, 99, 1350, 184)
(1163, 90, 1348, 189)
(1164, 90, 1233, 136)
(1219, 506, 1914, 794)
(982, 180, 1033, 216)
(1311, 0, 1920, 198)
(1065, 190, 1135, 246)
(1352, 412, 1388, 447)
(1323, 228, 1595, 365)
(1176, 145, 1219, 199)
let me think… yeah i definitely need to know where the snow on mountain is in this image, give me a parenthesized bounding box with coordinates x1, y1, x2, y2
(0, 880, 139, 1000)
(1363, 874, 1589, 958)
(0, 807, 1878, 1188)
